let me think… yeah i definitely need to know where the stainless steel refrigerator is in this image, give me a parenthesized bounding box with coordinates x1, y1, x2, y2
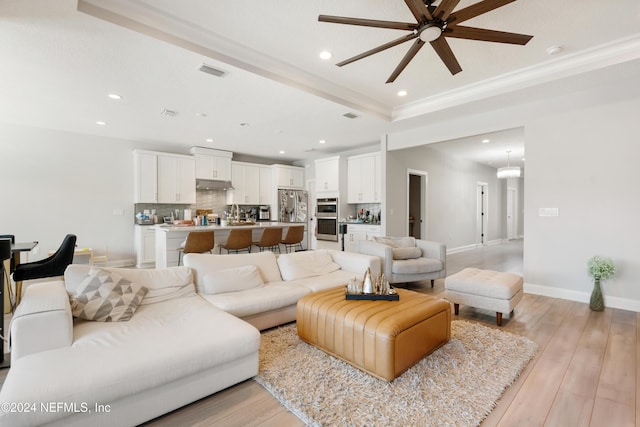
(278, 189, 308, 223)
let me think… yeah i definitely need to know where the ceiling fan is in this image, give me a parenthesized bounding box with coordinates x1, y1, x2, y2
(318, 0, 533, 83)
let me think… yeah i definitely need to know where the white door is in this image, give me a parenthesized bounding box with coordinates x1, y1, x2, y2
(476, 182, 488, 246)
(306, 179, 317, 250)
(507, 187, 516, 240)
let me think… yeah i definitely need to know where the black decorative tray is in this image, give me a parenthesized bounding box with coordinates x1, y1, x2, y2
(345, 292, 399, 301)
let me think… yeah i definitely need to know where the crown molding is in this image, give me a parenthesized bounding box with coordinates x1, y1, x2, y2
(392, 34, 640, 122)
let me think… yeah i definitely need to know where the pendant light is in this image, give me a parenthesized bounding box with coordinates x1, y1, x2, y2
(497, 150, 521, 178)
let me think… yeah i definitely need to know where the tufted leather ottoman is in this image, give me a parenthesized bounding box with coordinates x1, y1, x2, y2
(444, 268, 523, 326)
(296, 287, 451, 381)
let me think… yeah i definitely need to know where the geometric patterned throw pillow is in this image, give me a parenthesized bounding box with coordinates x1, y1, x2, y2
(70, 267, 149, 322)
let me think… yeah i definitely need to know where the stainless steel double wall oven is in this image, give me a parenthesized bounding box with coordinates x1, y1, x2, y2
(316, 198, 338, 241)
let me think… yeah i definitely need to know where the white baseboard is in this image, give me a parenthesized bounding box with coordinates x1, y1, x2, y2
(447, 244, 477, 254)
(447, 239, 508, 255)
(525, 282, 640, 312)
(487, 239, 508, 246)
(93, 258, 136, 268)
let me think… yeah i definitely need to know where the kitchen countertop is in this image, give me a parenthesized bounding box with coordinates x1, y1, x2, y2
(153, 222, 302, 232)
(338, 221, 380, 225)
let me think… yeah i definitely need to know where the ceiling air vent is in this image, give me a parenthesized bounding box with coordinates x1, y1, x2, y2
(161, 109, 178, 117)
(342, 112, 358, 119)
(199, 63, 227, 78)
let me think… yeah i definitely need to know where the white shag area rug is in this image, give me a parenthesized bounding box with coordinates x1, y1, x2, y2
(255, 320, 537, 427)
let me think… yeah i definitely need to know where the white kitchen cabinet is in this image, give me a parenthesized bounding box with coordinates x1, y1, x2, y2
(133, 151, 158, 203)
(347, 152, 381, 203)
(227, 161, 260, 205)
(366, 224, 381, 240)
(259, 165, 272, 204)
(157, 154, 196, 204)
(191, 147, 232, 181)
(343, 223, 381, 252)
(134, 225, 156, 268)
(315, 156, 340, 194)
(342, 224, 367, 253)
(272, 164, 304, 189)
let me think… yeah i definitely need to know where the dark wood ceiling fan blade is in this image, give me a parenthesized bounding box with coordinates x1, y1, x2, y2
(337, 33, 418, 67)
(404, 0, 433, 22)
(318, 15, 417, 31)
(451, 0, 516, 25)
(430, 37, 462, 75)
(433, 0, 462, 20)
(386, 39, 426, 83)
(446, 26, 532, 45)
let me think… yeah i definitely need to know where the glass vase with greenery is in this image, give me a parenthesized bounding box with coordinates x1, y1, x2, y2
(586, 256, 615, 311)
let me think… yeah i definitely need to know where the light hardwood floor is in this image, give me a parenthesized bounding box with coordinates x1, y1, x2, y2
(144, 239, 637, 427)
(4, 241, 636, 426)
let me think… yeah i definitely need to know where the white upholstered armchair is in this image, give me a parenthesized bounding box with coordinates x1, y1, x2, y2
(357, 236, 446, 287)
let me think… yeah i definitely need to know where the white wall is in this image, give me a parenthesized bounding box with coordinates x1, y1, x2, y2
(524, 97, 640, 309)
(0, 123, 138, 264)
(386, 145, 506, 249)
(385, 68, 640, 311)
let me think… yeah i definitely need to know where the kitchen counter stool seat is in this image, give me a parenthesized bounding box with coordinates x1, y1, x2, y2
(281, 225, 304, 253)
(220, 228, 252, 254)
(254, 227, 282, 253)
(178, 231, 215, 265)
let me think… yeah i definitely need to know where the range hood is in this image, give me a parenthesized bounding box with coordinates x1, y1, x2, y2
(196, 179, 234, 190)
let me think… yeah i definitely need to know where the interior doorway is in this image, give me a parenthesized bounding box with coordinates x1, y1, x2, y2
(507, 187, 517, 240)
(407, 170, 428, 239)
(476, 182, 488, 246)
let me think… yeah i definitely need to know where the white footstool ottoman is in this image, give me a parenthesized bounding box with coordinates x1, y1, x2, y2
(444, 268, 523, 326)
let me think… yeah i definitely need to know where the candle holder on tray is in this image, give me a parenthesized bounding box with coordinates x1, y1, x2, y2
(345, 268, 399, 301)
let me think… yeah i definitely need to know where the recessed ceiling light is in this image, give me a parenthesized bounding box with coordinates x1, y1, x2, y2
(279, 150, 285, 154)
(397, 90, 408, 97)
(107, 93, 122, 100)
(319, 51, 332, 60)
(240, 122, 250, 127)
(205, 138, 213, 143)
(522, 158, 526, 161)
(319, 139, 326, 144)
(482, 139, 490, 143)
(96, 121, 107, 126)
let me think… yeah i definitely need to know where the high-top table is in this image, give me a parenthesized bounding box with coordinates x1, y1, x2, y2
(1, 241, 38, 367)
(3, 241, 38, 314)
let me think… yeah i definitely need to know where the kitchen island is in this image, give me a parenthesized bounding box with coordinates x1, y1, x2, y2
(154, 222, 306, 268)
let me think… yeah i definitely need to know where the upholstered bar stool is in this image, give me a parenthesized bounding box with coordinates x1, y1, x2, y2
(177, 231, 215, 265)
(281, 225, 304, 253)
(254, 227, 282, 253)
(219, 228, 252, 254)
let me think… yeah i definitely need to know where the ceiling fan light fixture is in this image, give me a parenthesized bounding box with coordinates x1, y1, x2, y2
(419, 25, 442, 42)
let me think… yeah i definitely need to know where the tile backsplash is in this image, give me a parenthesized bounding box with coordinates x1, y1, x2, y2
(134, 189, 230, 222)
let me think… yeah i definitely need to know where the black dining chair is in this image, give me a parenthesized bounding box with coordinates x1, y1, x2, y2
(0, 235, 15, 272)
(13, 234, 77, 304)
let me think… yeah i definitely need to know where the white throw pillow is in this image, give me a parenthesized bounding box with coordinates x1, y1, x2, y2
(392, 246, 422, 260)
(202, 265, 265, 294)
(277, 249, 341, 281)
(374, 236, 416, 248)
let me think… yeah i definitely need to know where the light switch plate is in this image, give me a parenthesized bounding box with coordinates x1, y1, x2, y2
(539, 208, 559, 217)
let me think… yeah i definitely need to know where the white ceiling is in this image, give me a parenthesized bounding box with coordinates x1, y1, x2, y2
(1, 0, 639, 167)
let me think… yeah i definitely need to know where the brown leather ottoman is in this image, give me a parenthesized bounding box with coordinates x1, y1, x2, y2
(296, 287, 451, 381)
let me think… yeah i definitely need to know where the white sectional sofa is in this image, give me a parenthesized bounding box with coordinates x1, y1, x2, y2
(0, 249, 379, 426)
(185, 249, 380, 330)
